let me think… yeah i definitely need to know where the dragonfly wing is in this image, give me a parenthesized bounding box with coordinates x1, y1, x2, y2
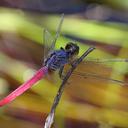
(43, 29, 54, 64)
(43, 14, 64, 64)
(63, 61, 128, 107)
(50, 13, 64, 51)
(64, 61, 127, 85)
(84, 58, 128, 63)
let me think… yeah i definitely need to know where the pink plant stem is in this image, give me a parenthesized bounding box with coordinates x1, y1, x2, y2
(0, 66, 48, 107)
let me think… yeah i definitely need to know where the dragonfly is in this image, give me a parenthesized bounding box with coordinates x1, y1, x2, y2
(0, 14, 127, 108)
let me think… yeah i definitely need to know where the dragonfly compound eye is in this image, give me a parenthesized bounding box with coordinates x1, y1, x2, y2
(65, 42, 79, 56)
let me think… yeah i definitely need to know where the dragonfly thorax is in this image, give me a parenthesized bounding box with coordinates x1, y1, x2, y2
(44, 42, 79, 71)
(44, 49, 68, 71)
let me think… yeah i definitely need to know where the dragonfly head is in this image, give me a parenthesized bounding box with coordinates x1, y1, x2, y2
(65, 42, 79, 58)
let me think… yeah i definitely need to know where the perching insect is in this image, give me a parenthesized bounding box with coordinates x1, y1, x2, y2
(0, 14, 127, 107)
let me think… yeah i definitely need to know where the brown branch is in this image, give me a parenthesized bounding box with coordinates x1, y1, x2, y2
(44, 47, 95, 128)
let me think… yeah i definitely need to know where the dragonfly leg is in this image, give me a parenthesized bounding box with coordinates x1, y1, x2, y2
(59, 66, 65, 80)
(70, 60, 77, 67)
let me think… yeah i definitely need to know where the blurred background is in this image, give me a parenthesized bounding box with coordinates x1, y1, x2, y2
(0, 0, 128, 128)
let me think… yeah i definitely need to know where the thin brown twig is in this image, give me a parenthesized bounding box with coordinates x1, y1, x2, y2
(44, 47, 95, 128)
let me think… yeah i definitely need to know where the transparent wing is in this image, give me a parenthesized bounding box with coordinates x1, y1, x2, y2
(64, 61, 128, 85)
(43, 29, 54, 63)
(43, 14, 64, 64)
(72, 71, 126, 85)
(84, 58, 128, 63)
(49, 13, 64, 52)
(63, 60, 128, 107)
